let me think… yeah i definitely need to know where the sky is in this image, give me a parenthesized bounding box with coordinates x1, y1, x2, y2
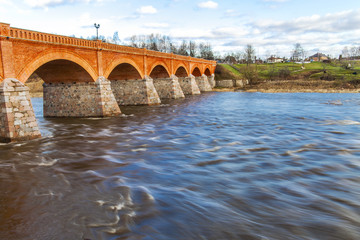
(1, 0, 360, 59)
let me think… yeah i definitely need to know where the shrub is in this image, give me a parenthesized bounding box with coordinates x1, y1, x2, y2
(278, 67, 291, 79)
(242, 65, 259, 84)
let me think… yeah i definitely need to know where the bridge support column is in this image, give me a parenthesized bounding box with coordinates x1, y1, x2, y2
(153, 75, 185, 99)
(110, 76, 161, 105)
(43, 77, 121, 117)
(178, 75, 200, 95)
(208, 74, 215, 88)
(195, 74, 212, 92)
(0, 78, 41, 142)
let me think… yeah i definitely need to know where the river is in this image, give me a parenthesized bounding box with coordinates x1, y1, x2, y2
(0, 92, 360, 240)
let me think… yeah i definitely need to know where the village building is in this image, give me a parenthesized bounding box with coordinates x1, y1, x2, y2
(266, 56, 283, 63)
(308, 53, 329, 62)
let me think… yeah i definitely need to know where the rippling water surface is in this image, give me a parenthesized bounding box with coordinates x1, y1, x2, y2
(1, 92, 360, 240)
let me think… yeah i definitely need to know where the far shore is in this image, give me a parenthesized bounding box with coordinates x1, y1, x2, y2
(29, 87, 360, 98)
(213, 87, 360, 93)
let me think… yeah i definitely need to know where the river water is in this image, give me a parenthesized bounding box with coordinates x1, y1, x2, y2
(0, 92, 360, 240)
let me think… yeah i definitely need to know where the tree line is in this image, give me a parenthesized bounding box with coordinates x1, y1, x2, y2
(341, 46, 360, 60)
(85, 32, 215, 60)
(128, 34, 214, 60)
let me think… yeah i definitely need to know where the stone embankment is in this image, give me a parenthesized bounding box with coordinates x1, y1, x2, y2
(215, 79, 249, 88)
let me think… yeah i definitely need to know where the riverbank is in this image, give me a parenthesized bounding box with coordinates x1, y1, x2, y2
(213, 86, 360, 93)
(216, 78, 360, 93)
(214, 62, 360, 93)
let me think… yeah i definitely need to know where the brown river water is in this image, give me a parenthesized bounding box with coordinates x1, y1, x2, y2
(0, 92, 360, 240)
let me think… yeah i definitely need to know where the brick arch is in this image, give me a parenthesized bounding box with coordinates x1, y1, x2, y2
(192, 67, 202, 77)
(17, 50, 97, 83)
(104, 57, 144, 79)
(204, 64, 214, 75)
(191, 64, 204, 76)
(204, 68, 211, 76)
(174, 63, 189, 77)
(148, 61, 171, 78)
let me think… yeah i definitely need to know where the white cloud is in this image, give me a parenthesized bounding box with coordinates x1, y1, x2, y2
(0, 0, 11, 4)
(263, 0, 288, 2)
(136, 5, 157, 14)
(24, 0, 105, 8)
(253, 9, 360, 34)
(198, 1, 218, 9)
(144, 23, 169, 28)
(223, 9, 243, 18)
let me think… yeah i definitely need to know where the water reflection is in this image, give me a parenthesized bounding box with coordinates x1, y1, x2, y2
(1, 92, 360, 239)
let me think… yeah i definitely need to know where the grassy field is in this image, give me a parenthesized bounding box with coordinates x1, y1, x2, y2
(215, 61, 360, 91)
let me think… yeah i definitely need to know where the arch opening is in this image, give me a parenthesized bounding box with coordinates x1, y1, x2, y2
(175, 67, 188, 77)
(150, 65, 170, 79)
(32, 60, 94, 84)
(204, 68, 211, 77)
(108, 63, 142, 80)
(192, 67, 201, 77)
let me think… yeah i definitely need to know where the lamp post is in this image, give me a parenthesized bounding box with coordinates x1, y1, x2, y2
(94, 23, 100, 40)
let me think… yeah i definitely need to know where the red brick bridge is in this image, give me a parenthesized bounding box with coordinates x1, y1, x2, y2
(0, 22, 216, 142)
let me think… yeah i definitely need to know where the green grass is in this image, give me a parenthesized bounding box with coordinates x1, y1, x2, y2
(220, 64, 242, 76)
(232, 61, 360, 81)
(215, 64, 243, 80)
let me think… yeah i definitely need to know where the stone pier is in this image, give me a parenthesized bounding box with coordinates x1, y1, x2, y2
(195, 74, 212, 92)
(153, 75, 185, 99)
(208, 74, 215, 88)
(178, 75, 201, 95)
(43, 77, 121, 117)
(0, 78, 41, 142)
(110, 76, 161, 105)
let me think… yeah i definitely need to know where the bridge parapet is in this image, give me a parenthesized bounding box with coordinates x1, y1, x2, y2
(101, 42, 145, 54)
(9, 27, 97, 48)
(1, 23, 216, 66)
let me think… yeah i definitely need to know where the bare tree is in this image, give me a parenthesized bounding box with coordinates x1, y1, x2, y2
(189, 41, 197, 57)
(147, 34, 159, 51)
(291, 43, 305, 62)
(244, 44, 255, 66)
(177, 40, 189, 56)
(341, 46, 350, 59)
(199, 43, 214, 60)
(112, 31, 121, 45)
(350, 46, 357, 60)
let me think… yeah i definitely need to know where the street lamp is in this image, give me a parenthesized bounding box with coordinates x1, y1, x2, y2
(94, 23, 100, 40)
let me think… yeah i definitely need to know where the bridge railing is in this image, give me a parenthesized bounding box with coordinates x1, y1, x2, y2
(9, 27, 98, 48)
(5, 24, 215, 65)
(100, 42, 145, 55)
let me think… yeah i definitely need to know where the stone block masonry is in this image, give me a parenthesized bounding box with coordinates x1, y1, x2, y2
(208, 74, 215, 88)
(43, 77, 121, 117)
(110, 77, 161, 105)
(195, 75, 212, 92)
(216, 80, 234, 88)
(153, 75, 185, 99)
(178, 75, 200, 95)
(0, 78, 41, 142)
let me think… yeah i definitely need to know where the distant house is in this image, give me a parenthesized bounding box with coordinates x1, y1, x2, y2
(309, 53, 329, 62)
(267, 56, 283, 63)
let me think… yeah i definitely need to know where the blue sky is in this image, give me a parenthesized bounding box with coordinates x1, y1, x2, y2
(1, 0, 360, 58)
